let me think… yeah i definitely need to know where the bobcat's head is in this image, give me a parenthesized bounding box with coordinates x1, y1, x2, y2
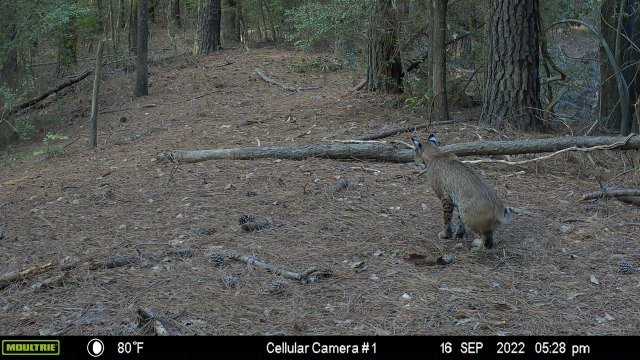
(411, 133, 439, 165)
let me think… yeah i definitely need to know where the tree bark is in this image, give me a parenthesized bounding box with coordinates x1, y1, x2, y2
(162, 135, 640, 164)
(431, 0, 449, 121)
(480, 0, 543, 131)
(366, 0, 403, 93)
(195, 0, 222, 54)
(129, 0, 139, 52)
(170, 0, 181, 28)
(90, 41, 105, 148)
(134, 0, 149, 97)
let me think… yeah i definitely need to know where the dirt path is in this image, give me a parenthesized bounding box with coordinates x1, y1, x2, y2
(1, 45, 639, 335)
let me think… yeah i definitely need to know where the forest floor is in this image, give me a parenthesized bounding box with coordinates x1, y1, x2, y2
(1, 36, 640, 336)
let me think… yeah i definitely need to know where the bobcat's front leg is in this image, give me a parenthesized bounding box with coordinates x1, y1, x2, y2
(438, 197, 454, 239)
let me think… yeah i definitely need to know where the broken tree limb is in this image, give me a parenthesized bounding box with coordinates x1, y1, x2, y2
(582, 189, 640, 200)
(255, 68, 320, 92)
(352, 78, 366, 91)
(223, 250, 317, 281)
(162, 135, 640, 164)
(356, 120, 458, 141)
(0, 262, 54, 290)
(3, 69, 93, 117)
(137, 308, 171, 336)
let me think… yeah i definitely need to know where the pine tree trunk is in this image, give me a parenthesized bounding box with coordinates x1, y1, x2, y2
(366, 0, 403, 94)
(134, 0, 149, 97)
(195, 0, 222, 54)
(170, 0, 181, 28)
(480, 0, 543, 131)
(431, 0, 449, 121)
(129, 0, 138, 52)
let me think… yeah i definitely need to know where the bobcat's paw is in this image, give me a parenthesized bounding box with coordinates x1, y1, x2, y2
(438, 231, 452, 240)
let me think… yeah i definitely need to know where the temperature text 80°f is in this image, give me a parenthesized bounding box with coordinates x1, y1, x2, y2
(117, 341, 144, 354)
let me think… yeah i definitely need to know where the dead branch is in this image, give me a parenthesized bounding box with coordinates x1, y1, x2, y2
(463, 133, 637, 165)
(31, 272, 66, 292)
(356, 120, 458, 141)
(255, 68, 320, 92)
(99, 103, 156, 115)
(89, 255, 138, 270)
(223, 250, 317, 281)
(352, 78, 366, 91)
(3, 69, 93, 117)
(582, 185, 640, 206)
(162, 134, 640, 164)
(0, 262, 54, 290)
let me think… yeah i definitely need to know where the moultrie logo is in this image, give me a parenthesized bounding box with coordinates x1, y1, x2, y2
(2, 339, 60, 356)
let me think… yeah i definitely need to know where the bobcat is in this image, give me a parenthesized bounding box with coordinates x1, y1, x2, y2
(412, 134, 512, 249)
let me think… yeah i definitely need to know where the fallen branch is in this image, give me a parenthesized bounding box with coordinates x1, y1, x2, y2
(352, 79, 366, 92)
(3, 69, 93, 117)
(89, 255, 138, 270)
(583, 189, 640, 200)
(255, 68, 320, 92)
(357, 120, 458, 141)
(162, 134, 640, 164)
(582, 189, 640, 206)
(31, 272, 66, 292)
(0, 262, 54, 290)
(464, 133, 637, 165)
(223, 250, 317, 281)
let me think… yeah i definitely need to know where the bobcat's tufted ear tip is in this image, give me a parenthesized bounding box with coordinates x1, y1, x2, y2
(411, 137, 422, 149)
(427, 133, 437, 145)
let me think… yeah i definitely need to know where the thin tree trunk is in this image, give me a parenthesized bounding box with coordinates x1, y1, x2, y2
(134, 0, 149, 97)
(480, 0, 543, 131)
(90, 40, 105, 148)
(431, 0, 449, 121)
(170, 0, 181, 28)
(263, 0, 277, 42)
(129, 0, 139, 52)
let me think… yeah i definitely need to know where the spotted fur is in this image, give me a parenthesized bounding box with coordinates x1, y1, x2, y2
(412, 134, 512, 249)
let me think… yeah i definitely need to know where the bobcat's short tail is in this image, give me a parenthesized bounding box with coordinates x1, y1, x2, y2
(500, 206, 513, 224)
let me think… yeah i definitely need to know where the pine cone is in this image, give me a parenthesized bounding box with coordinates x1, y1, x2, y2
(265, 280, 287, 294)
(619, 261, 634, 273)
(211, 252, 227, 267)
(239, 214, 256, 225)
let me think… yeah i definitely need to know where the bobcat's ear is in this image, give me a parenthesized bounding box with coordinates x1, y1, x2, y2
(411, 137, 422, 152)
(427, 133, 438, 146)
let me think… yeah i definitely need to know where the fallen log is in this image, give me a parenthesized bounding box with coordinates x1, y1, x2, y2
(3, 69, 93, 117)
(255, 68, 320, 92)
(162, 135, 640, 164)
(357, 120, 458, 141)
(0, 262, 54, 290)
(582, 189, 640, 200)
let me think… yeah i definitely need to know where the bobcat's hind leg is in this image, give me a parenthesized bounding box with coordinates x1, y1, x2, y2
(438, 197, 454, 239)
(454, 213, 466, 239)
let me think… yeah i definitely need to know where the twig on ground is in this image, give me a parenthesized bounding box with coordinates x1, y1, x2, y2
(222, 250, 317, 281)
(255, 68, 320, 92)
(0, 262, 54, 290)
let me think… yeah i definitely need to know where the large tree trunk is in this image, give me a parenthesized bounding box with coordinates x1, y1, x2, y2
(134, 0, 149, 97)
(431, 0, 449, 121)
(55, 18, 78, 78)
(480, 0, 543, 131)
(162, 135, 640, 164)
(195, 0, 222, 54)
(600, 0, 639, 134)
(221, 0, 238, 44)
(366, 0, 403, 93)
